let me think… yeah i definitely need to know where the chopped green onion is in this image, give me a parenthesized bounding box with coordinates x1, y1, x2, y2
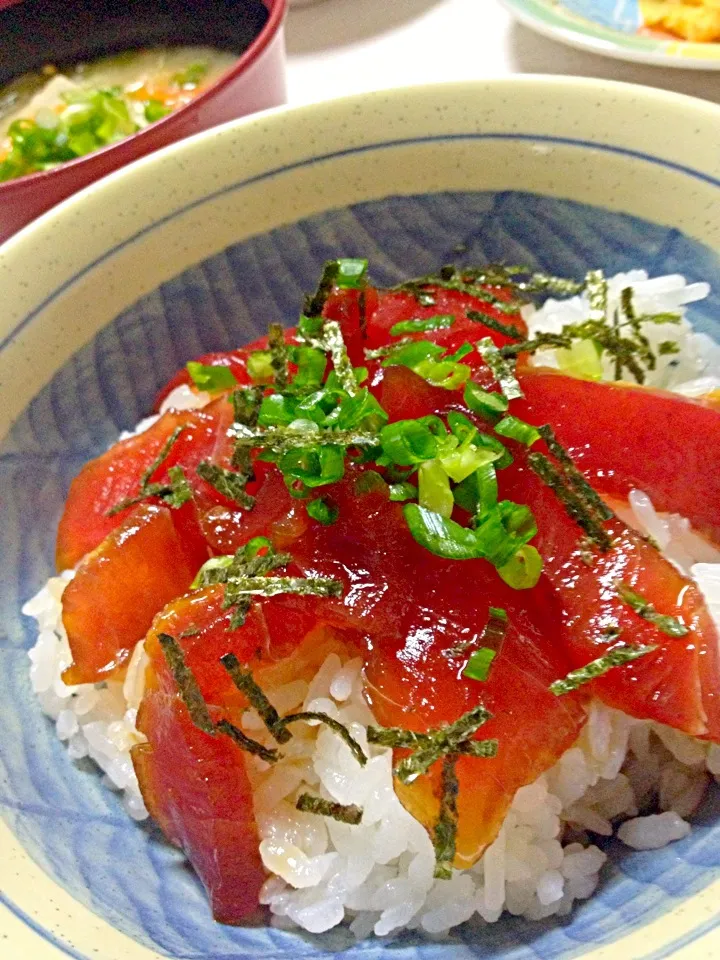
(438, 434, 501, 484)
(555, 338, 604, 380)
(287, 345, 327, 393)
(446, 343, 474, 363)
(258, 393, 299, 427)
(296, 793, 363, 825)
(324, 387, 388, 431)
(549, 642, 658, 696)
(379, 419, 438, 466)
(186, 361, 238, 392)
(463, 381, 509, 421)
(307, 496, 339, 525)
(277, 444, 346, 491)
(389, 481, 418, 502)
(616, 582, 690, 637)
(494, 415, 541, 447)
(247, 350, 274, 383)
(336, 258, 368, 289)
(453, 462, 498, 515)
(418, 460, 455, 518)
(144, 99, 171, 123)
(413, 358, 471, 390)
(390, 315, 455, 336)
(382, 340, 446, 370)
(463, 647, 496, 682)
(404, 504, 484, 560)
(497, 544, 543, 590)
(171, 62, 208, 88)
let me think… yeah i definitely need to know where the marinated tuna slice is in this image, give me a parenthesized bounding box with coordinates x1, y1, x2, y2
(499, 455, 720, 739)
(518, 369, 720, 544)
(133, 587, 360, 923)
(61, 503, 206, 684)
(56, 399, 237, 570)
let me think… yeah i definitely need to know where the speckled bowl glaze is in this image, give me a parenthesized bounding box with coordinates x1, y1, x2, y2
(1, 78, 720, 960)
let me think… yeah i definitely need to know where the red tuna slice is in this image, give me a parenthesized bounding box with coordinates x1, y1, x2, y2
(498, 455, 720, 740)
(269, 467, 586, 866)
(133, 586, 363, 923)
(517, 369, 720, 545)
(365, 286, 526, 352)
(56, 399, 240, 571)
(61, 503, 207, 684)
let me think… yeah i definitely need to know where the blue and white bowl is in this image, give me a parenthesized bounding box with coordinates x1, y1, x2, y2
(1, 77, 720, 960)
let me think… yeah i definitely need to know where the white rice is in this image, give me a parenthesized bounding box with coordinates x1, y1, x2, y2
(22, 272, 720, 937)
(522, 269, 720, 395)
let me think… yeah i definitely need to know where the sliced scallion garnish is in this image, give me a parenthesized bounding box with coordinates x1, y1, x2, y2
(186, 361, 238, 392)
(494, 415, 541, 447)
(390, 314, 455, 336)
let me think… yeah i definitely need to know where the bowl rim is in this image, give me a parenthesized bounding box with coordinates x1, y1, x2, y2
(2, 72, 720, 257)
(3, 74, 720, 960)
(0, 0, 287, 194)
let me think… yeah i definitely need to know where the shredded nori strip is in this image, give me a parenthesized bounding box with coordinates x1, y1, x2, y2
(108, 428, 189, 516)
(537, 426, 614, 522)
(231, 386, 262, 473)
(616, 582, 691, 637)
(528, 452, 612, 551)
(268, 322, 290, 392)
(158, 633, 214, 735)
(141, 426, 185, 488)
(163, 466, 193, 509)
(366, 726, 497, 760)
(296, 793, 363, 825)
(364, 338, 414, 361)
(394, 704, 493, 784)
(466, 309, 524, 341)
(232, 386, 262, 426)
(220, 653, 291, 744)
(433, 753, 460, 879)
(229, 597, 254, 630)
(476, 337, 524, 400)
(303, 260, 340, 317)
(231, 424, 379, 453)
(222, 576, 343, 608)
(196, 461, 255, 509)
(549, 642, 658, 696)
(499, 331, 578, 359)
(322, 319, 358, 396)
(279, 712, 367, 766)
(215, 719, 280, 762)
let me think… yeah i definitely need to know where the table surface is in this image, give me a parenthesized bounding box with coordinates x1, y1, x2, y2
(285, 0, 720, 106)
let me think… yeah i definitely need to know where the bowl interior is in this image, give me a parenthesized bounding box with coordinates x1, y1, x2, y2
(3, 186, 720, 960)
(0, 0, 270, 84)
